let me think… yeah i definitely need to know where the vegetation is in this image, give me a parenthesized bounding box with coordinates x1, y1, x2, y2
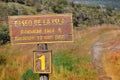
(0, 24, 9, 45)
(0, 0, 120, 44)
(0, 0, 120, 80)
(101, 31, 120, 80)
(0, 25, 119, 80)
(0, 55, 6, 65)
(0, 0, 120, 26)
(22, 69, 39, 80)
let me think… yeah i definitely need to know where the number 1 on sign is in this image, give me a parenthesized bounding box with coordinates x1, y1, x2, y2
(39, 55, 45, 71)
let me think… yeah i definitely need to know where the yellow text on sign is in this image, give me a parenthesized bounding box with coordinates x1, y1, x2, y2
(39, 55, 45, 71)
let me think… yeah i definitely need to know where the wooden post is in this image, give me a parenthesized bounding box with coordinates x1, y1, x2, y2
(39, 74, 49, 80)
(37, 44, 49, 80)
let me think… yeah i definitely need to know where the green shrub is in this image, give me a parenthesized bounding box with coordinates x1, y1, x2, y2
(22, 69, 39, 80)
(0, 24, 10, 45)
(52, 0, 68, 13)
(0, 2, 37, 20)
(0, 55, 7, 65)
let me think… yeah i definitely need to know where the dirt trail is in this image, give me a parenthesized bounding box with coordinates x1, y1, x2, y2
(91, 35, 112, 80)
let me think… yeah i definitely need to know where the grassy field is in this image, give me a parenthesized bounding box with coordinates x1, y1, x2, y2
(0, 24, 120, 80)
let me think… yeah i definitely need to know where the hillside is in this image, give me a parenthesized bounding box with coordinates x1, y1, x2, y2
(0, 0, 120, 45)
(0, 0, 120, 27)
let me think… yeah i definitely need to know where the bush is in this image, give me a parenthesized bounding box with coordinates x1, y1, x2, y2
(0, 55, 6, 65)
(0, 24, 10, 45)
(0, 2, 37, 20)
(22, 69, 39, 80)
(52, 0, 68, 13)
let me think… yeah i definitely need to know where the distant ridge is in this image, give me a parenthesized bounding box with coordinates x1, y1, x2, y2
(68, 0, 120, 9)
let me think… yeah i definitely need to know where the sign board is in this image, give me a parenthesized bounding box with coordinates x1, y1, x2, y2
(33, 50, 51, 73)
(8, 14, 73, 44)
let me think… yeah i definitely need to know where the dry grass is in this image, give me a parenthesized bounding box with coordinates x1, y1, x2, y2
(50, 24, 120, 80)
(0, 44, 35, 80)
(102, 49, 120, 80)
(0, 24, 120, 80)
(102, 28, 120, 80)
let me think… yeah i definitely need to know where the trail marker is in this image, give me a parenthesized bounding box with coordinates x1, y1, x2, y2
(33, 50, 51, 74)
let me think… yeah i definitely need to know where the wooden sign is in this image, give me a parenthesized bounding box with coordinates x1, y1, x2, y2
(8, 14, 73, 44)
(33, 50, 52, 73)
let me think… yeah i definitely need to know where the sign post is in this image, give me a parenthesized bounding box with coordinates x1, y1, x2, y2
(8, 14, 73, 80)
(35, 44, 50, 80)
